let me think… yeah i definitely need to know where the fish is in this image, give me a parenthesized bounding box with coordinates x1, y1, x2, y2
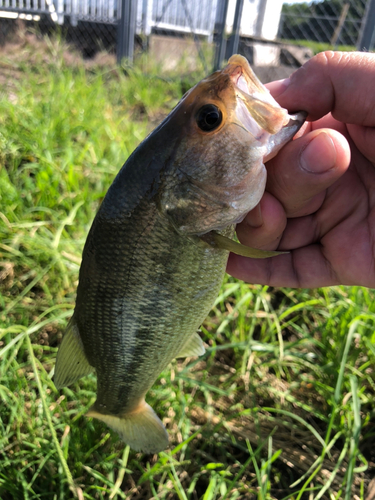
(54, 55, 306, 454)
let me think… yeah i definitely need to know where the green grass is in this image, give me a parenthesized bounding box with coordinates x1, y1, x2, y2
(1, 36, 375, 499)
(279, 38, 357, 55)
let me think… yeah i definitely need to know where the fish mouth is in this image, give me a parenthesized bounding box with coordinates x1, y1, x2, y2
(224, 55, 293, 139)
(264, 110, 307, 161)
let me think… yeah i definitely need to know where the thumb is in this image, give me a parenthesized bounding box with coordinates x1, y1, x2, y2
(266, 128, 350, 218)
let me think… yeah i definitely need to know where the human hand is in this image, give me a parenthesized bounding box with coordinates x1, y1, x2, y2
(227, 51, 375, 288)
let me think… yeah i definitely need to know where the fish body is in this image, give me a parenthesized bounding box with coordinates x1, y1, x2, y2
(55, 55, 305, 453)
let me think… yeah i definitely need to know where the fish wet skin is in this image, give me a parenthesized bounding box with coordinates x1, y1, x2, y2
(54, 55, 306, 454)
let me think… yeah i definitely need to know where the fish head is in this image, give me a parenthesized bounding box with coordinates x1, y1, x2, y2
(157, 54, 306, 235)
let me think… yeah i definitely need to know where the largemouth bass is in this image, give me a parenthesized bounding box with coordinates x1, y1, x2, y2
(55, 55, 305, 454)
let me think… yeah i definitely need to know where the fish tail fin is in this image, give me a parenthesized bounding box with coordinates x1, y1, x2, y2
(86, 401, 168, 454)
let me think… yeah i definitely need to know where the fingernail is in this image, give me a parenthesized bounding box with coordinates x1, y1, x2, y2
(267, 77, 291, 98)
(246, 203, 263, 228)
(300, 132, 337, 174)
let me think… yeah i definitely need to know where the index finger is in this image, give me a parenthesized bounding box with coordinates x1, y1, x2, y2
(267, 51, 375, 126)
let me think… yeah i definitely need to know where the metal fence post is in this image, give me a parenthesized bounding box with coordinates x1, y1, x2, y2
(226, 0, 244, 58)
(331, 2, 349, 46)
(255, 0, 267, 37)
(142, 0, 153, 36)
(213, 0, 230, 71)
(117, 0, 137, 65)
(56, 0, 65, 24)
(358, 0, 375, 50)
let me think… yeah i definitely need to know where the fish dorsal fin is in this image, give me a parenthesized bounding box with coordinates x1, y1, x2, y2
(202, 231, 288, 259)
(176, 332, 205, 359)
(87, 400, 169, 454)
(54, 318, 93, 389)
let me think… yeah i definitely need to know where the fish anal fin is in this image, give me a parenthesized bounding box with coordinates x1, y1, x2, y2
(87, 401, 168, 454)
(54, 318, 93, 389)
(176, 332, 205, 358)
(202, 231, 288, 259)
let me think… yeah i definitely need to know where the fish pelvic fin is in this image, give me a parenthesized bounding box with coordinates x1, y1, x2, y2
(87, 401, 169, 454)
(203, 231, 288, 259)
(54, 318, 93, 389)
(176, 332, 205, 358)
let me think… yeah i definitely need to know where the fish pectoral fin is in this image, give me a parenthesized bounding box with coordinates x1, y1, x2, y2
(204, 231, 288, 259)
(176, 332, 205, 358)
(87, 401, 168, 454)
(54, 318, 93, 389)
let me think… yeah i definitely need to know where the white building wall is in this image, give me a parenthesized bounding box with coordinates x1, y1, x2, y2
(225, 0, 282, 40)
(260, 0, 283, 39)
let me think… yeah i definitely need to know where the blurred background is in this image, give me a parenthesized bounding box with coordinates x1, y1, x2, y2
(0, 0, 373, 79)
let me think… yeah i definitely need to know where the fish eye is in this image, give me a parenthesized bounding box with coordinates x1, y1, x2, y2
(196, 104, 223, 132)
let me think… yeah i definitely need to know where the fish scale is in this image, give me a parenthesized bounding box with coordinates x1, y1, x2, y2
(76, 195, 231, 415)
(54, 54, 306, 453)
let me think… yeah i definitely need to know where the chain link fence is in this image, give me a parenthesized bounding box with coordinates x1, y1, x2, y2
(280, 0, 368, 48)
(0, 0, 374, 78)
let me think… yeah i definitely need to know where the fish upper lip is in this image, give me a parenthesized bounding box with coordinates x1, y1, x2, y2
(228, 61, 275, 110)
(225, 68, 289, 137)
(225, 63, 306, 149)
